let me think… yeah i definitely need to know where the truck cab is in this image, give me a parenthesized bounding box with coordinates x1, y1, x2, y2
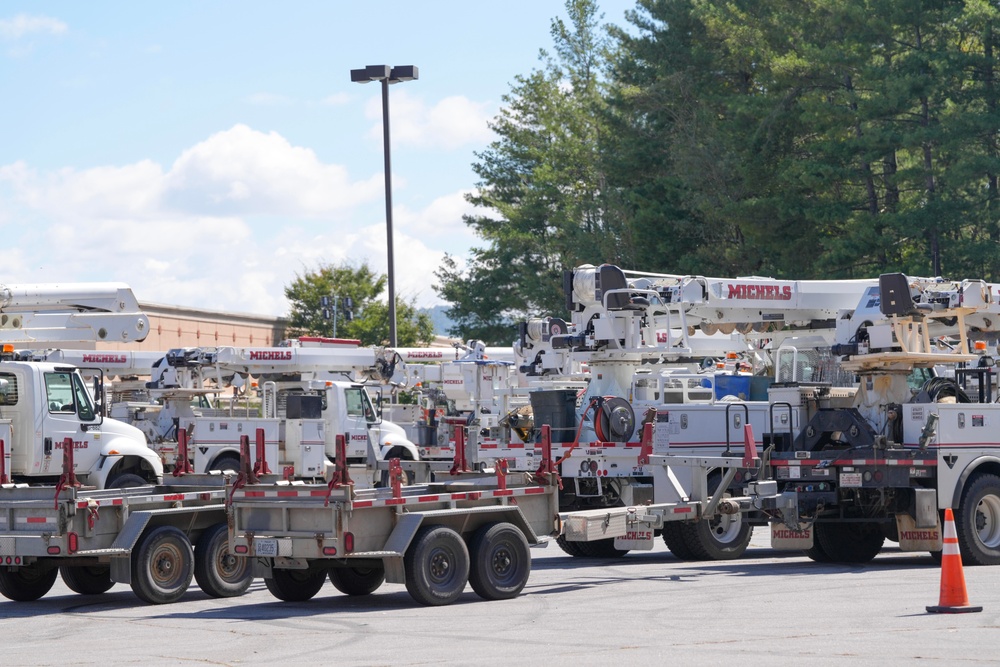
(0, 359, 163, 488)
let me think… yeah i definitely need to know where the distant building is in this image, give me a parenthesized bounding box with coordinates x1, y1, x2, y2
(98, 302, 287, 351)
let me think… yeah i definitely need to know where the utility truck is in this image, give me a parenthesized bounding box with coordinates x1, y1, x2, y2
(0, 283, 161, 488)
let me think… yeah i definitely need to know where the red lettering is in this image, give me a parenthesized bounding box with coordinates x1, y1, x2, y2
(81, 354, 127, 364)
(726, 283, 794, 301)
(248, 350, 293, 361)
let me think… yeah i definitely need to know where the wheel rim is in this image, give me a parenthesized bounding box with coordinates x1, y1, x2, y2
(708, 511, 742, 544)
(975, 493, 1000, 549)
(215, 549, 246, 582)
(152, 542, 184, 587)
(428, 547, 455, 584)
(490, 544, 515, 581)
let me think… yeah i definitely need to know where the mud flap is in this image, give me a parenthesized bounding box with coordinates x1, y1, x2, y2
(770, 522, 814, 550)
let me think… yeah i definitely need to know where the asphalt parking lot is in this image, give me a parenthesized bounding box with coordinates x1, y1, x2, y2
(3, 530, 998, 666)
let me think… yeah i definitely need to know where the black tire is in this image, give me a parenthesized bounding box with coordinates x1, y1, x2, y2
(813, 522, 884, 564)
(955, 473, 1000, 566)
(468, 523, 531, 600)
(661, 522, 699, 560)
(130, 525, 194, 604)
(404, 525, 470, 606)
(0, 562, 57, 601)
(60, 565, 114, 595)
(803, 531, 834, 563)
(576, 537, 629, 559)
(555, 534, 590, 558)
(194, 523, 252, 598)
(328, 565, 385, 596)
(675, 511, 752, 561)
(264, 568, 327, 602)
(107, 473, 148, 489)
(211, 456, 241, 475)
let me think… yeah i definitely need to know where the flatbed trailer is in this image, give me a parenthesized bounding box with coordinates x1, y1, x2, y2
(0, 475, 252, 604)
(227, 457, 561, 606)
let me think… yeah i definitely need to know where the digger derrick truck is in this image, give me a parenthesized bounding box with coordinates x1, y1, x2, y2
(502, 263, 989, 562)
(759, 272, 1000, 566)
(161, 340, 421, 481)
(0, 283, 162, 489)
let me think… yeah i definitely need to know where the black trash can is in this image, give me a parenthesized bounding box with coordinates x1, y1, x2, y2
(529, 389, 578, 443)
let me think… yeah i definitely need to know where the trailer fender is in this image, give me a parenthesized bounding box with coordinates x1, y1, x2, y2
(950, 456, 1000, 509)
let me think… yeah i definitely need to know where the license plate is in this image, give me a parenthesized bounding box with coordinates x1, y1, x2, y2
(840, 472, 863, 488)
(255, 539, 278, 556)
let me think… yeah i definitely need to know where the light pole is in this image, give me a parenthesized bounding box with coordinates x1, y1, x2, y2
(350, 64, 419, 347)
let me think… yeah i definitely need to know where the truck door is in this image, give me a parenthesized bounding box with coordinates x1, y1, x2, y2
(42, 370, 102, 476)
(341, 385, 379, 458)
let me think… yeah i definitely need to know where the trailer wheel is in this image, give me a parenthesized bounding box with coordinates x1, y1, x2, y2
(60, 565, 114, 595)
(677, 510, 752, 561)
(661, 523, 699, 560)
(468, 522, 530, 600)
(194, 523, 252, 598)
(264, 568, 326, 602)
(131, 525, 194, 604)
(955, 473, 1000, 565)
(814, 522, 884, 563)
(328, 565, 385, 596)
(404, 526, 469, 606)
(0, 562, 58, 601)
(555, 535, 590, 558)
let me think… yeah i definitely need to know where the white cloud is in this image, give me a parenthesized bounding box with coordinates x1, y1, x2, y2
(163, 124, 383, 216)
(0, 125, 468, 315)
(364, 91, 493, 150)
(0, 14, 67, 40)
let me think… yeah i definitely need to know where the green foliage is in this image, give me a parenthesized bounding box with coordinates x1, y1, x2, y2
(285, 262, 434, 346)
(437, 0, 1000, 336)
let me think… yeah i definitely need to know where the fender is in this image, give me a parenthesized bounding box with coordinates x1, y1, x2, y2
(949, 455, 1000, 509)
(94, 434, 165, 488)
(379, 438, 420, 462)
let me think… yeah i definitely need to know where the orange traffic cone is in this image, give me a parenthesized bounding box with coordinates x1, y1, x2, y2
(926, 508, 982, 614)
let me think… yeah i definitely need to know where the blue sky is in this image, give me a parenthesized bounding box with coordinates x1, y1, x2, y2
(0, 1, 635, 317)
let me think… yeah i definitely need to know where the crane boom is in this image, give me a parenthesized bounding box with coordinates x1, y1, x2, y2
(0, 282, 149, 343)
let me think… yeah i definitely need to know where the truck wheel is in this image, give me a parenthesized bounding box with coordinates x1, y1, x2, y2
(468, 522, 530, 600)
(264, 568, 326, 601)
(328, 565, 385, 596)
(555, 535, 589, 558)
(955, 473, 1000, 565)
(803, 539, 833, 563)
(211, 456, 241, 474)
(107, 473, 147, 489)
(0, 562, 57, 601)
(60, 565, 114, 595)
(661, 523, 699, 560)
(404, 525, 470, 606)
(814, 522, 884, 563)
(131, 525, 194, 604)
(194, 523, 252, 598)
